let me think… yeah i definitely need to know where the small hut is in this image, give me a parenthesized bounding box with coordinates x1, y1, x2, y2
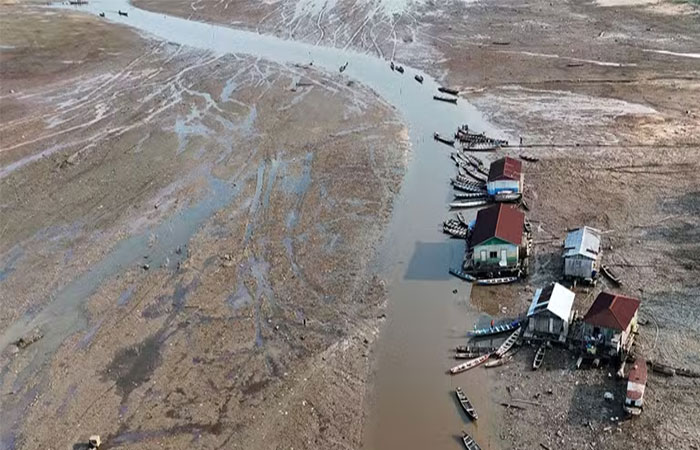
(524, 282, 575, 343)
(582, 292, 640, 359)
(486, 157, 523, 197)
(563, 226, 602, 284)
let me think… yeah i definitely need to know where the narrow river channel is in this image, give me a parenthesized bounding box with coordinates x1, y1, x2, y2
(35, 2, 507, 448)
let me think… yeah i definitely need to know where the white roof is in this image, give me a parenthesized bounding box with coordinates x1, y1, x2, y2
(527, 283, 575, 321)
(564, 226, 601, 260)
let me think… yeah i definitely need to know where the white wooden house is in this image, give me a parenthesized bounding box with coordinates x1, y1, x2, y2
(524, 282, 575, 343)
(563, 226, 602, 283)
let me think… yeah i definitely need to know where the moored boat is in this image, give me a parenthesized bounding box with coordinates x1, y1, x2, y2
(475, 276, 519, 286)
(455, 387, 478, 420)
(434, 132, 455, 146)
(438, 86, 460, 96)
(455, 345, 495, 354)
(495, 328, 521, 358)
(462, 432, 482, 450)
(433, 95, 458, 104)
(532, 344, 546, 370)
(467, 320, 520, 337)
(450, 353, 490, 374)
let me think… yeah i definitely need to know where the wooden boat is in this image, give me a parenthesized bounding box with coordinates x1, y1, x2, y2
(462, 165, 488, 182)
(396, 65, 405, 73)
(455, 352, 481, 359)
(456, 212, 471, 227)
(455, 345, 495, 354)
(450, 353, 490, 375)
(485, 355, 511, 368)
(467, 320, 520, 338)
(389, 61, 395, 71)
(532, 344, 546, 370)
(455, 387, 478, 420)
(462, 431, 482, 450)
(434, 132, 455, 146)
(451, 179, 486, 193)
(118, 9, 128, 16)
(439, 86, 460, 96)
(475, 276, 519, 286)
(415, 74, 424, 83)
(443, 220, 468, 238)
(449, 199, 490, 209)
(495, 329, 521, 358)
(493, 192, 522, 203)
(520, 154, 539, 162)
(601, 264, 622, 286)
(462, 142, 501, 151)
(449, 268, 476, 282)
(454, 192, 488, 200)
(339, 61, 348, 72)
(433, 95, 458, 104)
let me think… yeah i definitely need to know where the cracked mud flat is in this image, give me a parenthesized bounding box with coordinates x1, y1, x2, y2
(0, 6, 409, 449)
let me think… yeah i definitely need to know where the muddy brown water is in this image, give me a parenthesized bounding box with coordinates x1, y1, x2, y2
(3, 2, 511, 448)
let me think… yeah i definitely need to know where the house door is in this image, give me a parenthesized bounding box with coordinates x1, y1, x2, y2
(480, 250, 487, 262)
(499, 249, 507, 267)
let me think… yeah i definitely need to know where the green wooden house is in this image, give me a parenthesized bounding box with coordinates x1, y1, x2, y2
(468, 204, 525, 272)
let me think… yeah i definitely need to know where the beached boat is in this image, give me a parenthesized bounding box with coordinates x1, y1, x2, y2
(601, 264, 622, 286)
(485, 355, 512, 368)
(493, 192, 522, 203)
(433, 95, 458, 104)
(495, 329, 521, 358)
(455, 352, 481, 359)
(452, 179, 486, 193)
(624, 358, 647, 415)
(443, 220, 468, 238)
(438, 86, 460, 96)
(462, 432, 482, 450)
(454, 192, 489, 200)
(414, 74, 424, 83)
(532, 344, 546, 370)
(449, 268, 476, 282)
(456, 212, 471, 228)
(520, 154, 539, 162)
(455, 387, 478, 420)
(449, 199, 491, 209)
(434, 132, 455, 146)
(455, 345, 495, 354)
(450, 353, 490, 375)
(475, 276, 519, 286)
(467, 320, 520, 338)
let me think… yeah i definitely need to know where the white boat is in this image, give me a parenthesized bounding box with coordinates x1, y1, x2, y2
(495, 329, 521, 358)
(450, 353, 490, 375)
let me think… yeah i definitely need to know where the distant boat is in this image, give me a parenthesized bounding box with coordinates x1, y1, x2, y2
(455, 387, 478, 420)
(414, 74, 424, 83)
(439, 86, 459, 96)
(450, 353, 490, 375)
(433, 95, 457, 104)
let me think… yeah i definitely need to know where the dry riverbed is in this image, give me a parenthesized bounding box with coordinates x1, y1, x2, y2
(1, 0, 699, 449)
(0, 5, 408, 449)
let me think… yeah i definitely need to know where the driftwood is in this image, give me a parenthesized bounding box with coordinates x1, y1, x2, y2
(500, 402, 526, 410)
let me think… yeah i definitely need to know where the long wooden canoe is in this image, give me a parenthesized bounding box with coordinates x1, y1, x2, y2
(455, 387, 478, 420)
(462, 432, 482, 450)
(467, 320, 520, 338)
(495, 329, 521, 358)
(450, 353, 490, 375)
(533, 344, 546, 370)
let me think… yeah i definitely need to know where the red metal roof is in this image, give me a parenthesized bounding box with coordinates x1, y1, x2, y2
(583, 292, 640, 331)
(627, 358, 647, 400)
(488, 157, 522, 182)
(471, 204, 525, 246)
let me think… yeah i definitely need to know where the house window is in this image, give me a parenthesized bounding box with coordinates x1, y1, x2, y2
(489, 251, 498, 259)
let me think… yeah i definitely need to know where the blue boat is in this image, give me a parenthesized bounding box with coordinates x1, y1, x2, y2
(467, 320, 521, 338)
